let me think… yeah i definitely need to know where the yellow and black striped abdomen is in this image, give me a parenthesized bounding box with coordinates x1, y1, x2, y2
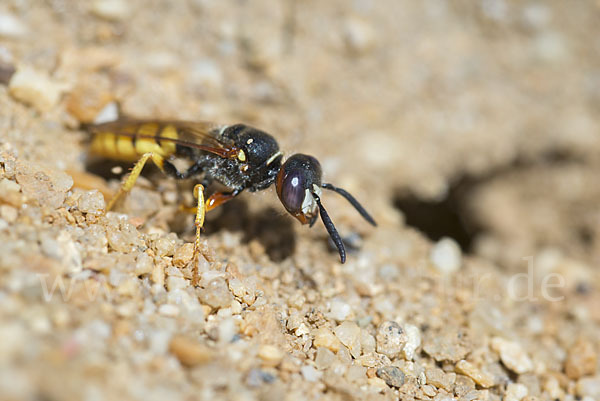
(90, 123, 178, 162)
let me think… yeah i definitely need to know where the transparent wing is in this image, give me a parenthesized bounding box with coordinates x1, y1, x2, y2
(89, 119, 234, 156)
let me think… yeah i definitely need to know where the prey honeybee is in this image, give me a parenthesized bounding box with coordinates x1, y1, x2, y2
(89, 120, 376, 282)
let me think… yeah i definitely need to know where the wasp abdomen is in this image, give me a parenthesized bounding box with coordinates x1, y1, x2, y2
(90, 123, 178, 162)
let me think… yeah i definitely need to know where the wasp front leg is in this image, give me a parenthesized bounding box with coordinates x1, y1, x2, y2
(191, 188, 242, 286)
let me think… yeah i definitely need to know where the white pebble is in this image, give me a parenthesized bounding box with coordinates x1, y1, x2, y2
(522, 4, 551, 29)
(343, 17, 376, 54)
(0, 14, 27, 39)
(166, 276, 188, 292)
(9, 67, 66, 112)
(135, 253, 153, 276)
(505, 383, 528, 401)
(376, 321, 407, 359)
(430, 237, 462, 274)
(326, 298, 353, 321)
(190, 60, 223, 88)
(158, 304, 180, 317)
(491, 337, 533, 374)
(93, 101, 119, 124)
(218, 318, 237, 344)
(91, 0, 130, 21)
(534, 32, 568, 63)
(300, 365, 323, 382)
(334, 321, 362, 358)
(78, 190, 105, 215)
(149, 330, 172, 355)
(577, 377, 600, 399)
(402, 324, 421, 361)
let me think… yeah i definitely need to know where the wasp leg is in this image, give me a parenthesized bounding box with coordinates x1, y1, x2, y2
(106, 152, 184, 211)
(192, 183, 205, 286)
(205, 190, 241, 211)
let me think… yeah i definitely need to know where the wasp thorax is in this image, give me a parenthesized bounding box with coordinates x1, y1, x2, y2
(224, 124, 280, 167)
(276, 154, 323, 225)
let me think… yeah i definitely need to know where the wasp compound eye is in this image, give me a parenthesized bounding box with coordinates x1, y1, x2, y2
(277, 168, 305, 213)
(276, 154, 322, 225)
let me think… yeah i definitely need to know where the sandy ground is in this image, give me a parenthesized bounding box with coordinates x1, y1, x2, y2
(0, 1, 599, 400)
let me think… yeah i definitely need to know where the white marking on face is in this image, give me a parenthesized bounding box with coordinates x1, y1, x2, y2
(218, 125, 228, 136)
(237, 149, 247, 162)
(312, 184, 322, 197)
(266, 151, 283, 166)
(246, 138, 254, 145)
(301, 188, 318, 216)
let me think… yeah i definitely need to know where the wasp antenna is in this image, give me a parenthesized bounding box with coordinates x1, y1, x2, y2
(322, 183, 377, 226)
(315, 196, 346, 263)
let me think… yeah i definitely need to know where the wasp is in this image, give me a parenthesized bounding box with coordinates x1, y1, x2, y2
(89, 120, 376, 282)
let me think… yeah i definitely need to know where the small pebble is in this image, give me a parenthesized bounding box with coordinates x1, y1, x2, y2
(246, 369, 276, 387)
(491, 337, 533, 374)
(313, 327, 341, 353)
(0, 205, 18, 223)
(376, 321, 407, 359)
(9, 67, 66, 112)
(505, 383, 528, 401)
(199, 278, 233, 309)
(300, 365, 322, 382)
(0, 62, 15, 86)
(16, 164, 72, 209)
(91, 0, 131, 21)
(376, 366, 405, 388)
(135, 253, 153, 276)
(455, 360, 495, 388)
(77, 190, 105, 215)
(334, 321, 362, 358)
(315, 347, 336, 370)
(258, 345, 284, 367)
(426, 367, 456, 391)
(430, 237, 462, 273)
(153, 235, 178, 257)
(343, 17, 376, 54)
(565, 338, 597, 379)
(454, 374, 476, 396)
(105, 218, 143, 253)
(173, 243, 195, 268)
(423, 330, 470, 363)
(402, 324, 421, 360)
(295, 322, 310, 337)
(0, 178, 22, 207)
(577, 376, 600, 399)
(169, 335, 213, 367)
(0, 13, 27, 39)
(66, 80, 114, 124)
(542, 376, 563, 399)
(345, 364, 366, 384)
(190, 60, 223, 89)
(93, 102, 119, 124)
(218, 318, 237, 344)
(422, 384, 437, 397)
(360, 331, 376, 354)
(166, 276, 188, 292)
(326, 298, 353, 321)
(158, 304, 180, 317)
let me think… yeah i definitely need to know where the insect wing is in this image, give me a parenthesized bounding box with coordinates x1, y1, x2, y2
(89, 120, 233, 157)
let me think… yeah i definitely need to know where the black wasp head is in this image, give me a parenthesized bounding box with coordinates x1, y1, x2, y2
(276, 153, 377, 263)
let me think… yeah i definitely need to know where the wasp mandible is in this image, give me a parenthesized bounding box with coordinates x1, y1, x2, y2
(89, 120, 376, 282)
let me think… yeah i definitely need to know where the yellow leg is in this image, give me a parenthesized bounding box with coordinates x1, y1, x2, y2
(106, 152, 165, 211)
(192, 184, 205, 286)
